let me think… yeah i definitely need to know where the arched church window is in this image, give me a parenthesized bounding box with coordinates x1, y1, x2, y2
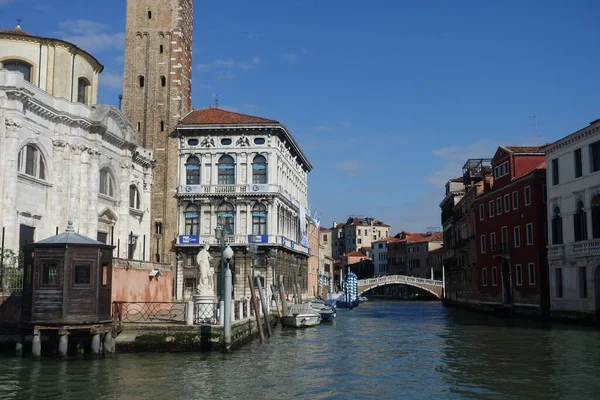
(138, 75, 145, 87)
(77, 77, 91, 104)
(160, 76, 166, 87)
(129, 185, 141, 209)
(217, 202, 235, 235)
(99, 168, 116, 198)
(252, 203, 267, 235)
(17, 144, 46, 180)
(160, 121, 165, 131)
(252, 155, 267, 184)
(2, 60, 32, 82)
(148, 11, 152, 19)
(159, 45, 164, 54)
(218, 155, 235, 185)
(185, 156, 200, 185)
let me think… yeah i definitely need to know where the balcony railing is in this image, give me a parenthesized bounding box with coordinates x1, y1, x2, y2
(547, 244, 565, 259)
(572, 239, 600, 257)
(491, 243, 510, 257)
(178, 184, 283, 196)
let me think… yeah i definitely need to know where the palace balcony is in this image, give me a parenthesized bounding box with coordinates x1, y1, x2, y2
(491, 243, 510, 258)
(175, 233, 310, 256)
(572, 239, 600, 258)
(177, 184, 300, 206)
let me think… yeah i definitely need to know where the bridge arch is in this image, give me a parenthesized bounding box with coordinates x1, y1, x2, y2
(357, 275, 443, 299)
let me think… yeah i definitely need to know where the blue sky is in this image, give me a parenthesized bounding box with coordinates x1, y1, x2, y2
(2, 0, 600, 233)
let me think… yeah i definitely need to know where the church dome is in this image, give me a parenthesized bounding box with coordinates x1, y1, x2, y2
(0, 24, 104, 105)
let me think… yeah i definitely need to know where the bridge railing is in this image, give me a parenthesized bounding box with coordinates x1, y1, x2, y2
(359, 275, 443, 287)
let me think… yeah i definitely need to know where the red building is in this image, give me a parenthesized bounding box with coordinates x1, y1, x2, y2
(474, 146, 549, 315)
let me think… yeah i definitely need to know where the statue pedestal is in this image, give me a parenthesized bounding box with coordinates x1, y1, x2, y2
(193, 293, 217, 324)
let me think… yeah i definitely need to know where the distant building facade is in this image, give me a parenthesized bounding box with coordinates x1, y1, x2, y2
(545, 118, 600, 321)
(474, 146, 549, 314)
(406, 232, 443, 278)
(330, 217, 390, 259)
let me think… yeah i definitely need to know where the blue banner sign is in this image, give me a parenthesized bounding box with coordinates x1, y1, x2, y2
(248, 234, 268, 244)
(179, 235, 199, 244)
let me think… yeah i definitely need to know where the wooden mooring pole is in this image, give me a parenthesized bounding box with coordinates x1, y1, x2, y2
(247, 275, 265, 343)
(256, 278, 272, 338)
(278, 275, 288, 314)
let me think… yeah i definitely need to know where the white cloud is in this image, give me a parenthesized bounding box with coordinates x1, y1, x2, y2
(57, 19, 124, 53)
(198, 57, 260, 72)
(281, 52, 298, 63)
(314, 125, 334, 132)
(245, 33, 262, 40)
(334, 159, 378, 174)
(99, 71, 123, 90)
(426, 139, 500, 187)
(215, 71, 233, 81)
(0, 0, 15, 6)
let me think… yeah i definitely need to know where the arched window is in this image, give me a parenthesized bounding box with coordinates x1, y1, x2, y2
(218, 155, 235, 185)
(574, 201, 587, 242)
(160, 76, 166, 87)
(252, 203, 267, 235)
(155, 222, 163, 235)
(159, 44, 164, 54)
(137, 122, 141, 132)
(148, 10, 152, 19)
(551, 207, 563, 245)
(138, 75, 145, 87)
(160, 121, 165, 132)
(185, 156, 200, 185)
(99, 168, 115, 198)
(184, 204, 200, 235)
(17, 144, 46, 180)
(217, 202, 235, 235)
(592, 195, 600, 239)
(2, 60, 32, 82)
(129, 185, 141, 209)
(77, 77, 91, 104)
(252, 155, 267, 184)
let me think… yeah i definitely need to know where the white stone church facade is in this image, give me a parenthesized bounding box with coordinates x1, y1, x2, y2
(0, 28, 154, 260)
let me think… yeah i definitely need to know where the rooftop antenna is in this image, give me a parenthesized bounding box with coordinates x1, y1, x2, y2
(529, 114, 540, 145)
(214, 94, 219, 109)
(16, 18, 22, 30)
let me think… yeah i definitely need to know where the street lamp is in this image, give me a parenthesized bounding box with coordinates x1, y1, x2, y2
(214, 217, 226, 302)
(223, 244, 234, 352)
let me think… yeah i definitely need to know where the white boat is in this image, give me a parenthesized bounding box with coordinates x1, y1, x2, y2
(281, 304, 322, 328)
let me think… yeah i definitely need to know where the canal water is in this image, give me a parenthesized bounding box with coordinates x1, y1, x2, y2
(1, 301, 600, 399)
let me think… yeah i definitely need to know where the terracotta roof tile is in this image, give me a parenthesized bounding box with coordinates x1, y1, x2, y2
(503, 145, 545, 154)
(347, 251, 365, 257)
(179, 108, 278, 125)
(0, 27, 32, 36)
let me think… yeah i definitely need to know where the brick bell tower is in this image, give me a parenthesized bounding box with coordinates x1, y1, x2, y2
(121, 0, 193, 266)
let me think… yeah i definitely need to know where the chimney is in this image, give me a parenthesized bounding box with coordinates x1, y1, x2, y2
(333, 221, 337, 228)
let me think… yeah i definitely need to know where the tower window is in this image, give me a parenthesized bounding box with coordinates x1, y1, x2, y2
(159, 45, 164, 54)
(160, 76, 166, 87)
(160, 121, 165, 131)
(137, 122, 141, 132)
(77, 77, 91, 104)
(148, 11, 152, 19)
(138, 75, 145, 87)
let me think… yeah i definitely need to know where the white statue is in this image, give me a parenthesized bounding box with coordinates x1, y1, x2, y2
(196, 243, 214, 294)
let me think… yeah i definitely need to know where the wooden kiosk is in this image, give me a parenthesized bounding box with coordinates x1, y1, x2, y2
(19, 221, 115, 359)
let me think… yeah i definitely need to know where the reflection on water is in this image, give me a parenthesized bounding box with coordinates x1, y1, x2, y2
(1, 302, 600, 399)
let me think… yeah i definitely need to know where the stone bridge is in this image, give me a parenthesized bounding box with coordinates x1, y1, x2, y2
(358, 275, 443, 299)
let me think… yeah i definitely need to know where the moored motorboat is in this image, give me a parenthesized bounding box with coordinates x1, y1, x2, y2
(281, 304, 322, 328)
(305, 300, 337, 321)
